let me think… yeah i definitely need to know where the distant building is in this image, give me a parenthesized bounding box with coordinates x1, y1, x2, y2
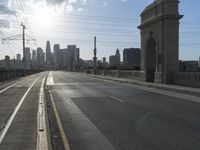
(5, 55, 10, 69)
(37, 47, 45, 67)
(67, 45, 80, 70)
(84, 60, 94, 68)
(103, 57, 106, 64)
(179, 60, 199, 72)
(199, 56, 200, 68)
(75, 48, 80, 69)
(24, 47, 31, 61)
(46, 41, 52, 65)
(24, 47, 31, 69)
(115, 48, 120, 63)
(32, 50, 37, 67)
(109, 49, 121, 66)
(60, 48, 68, 68)
(53, 44, 60, 66)
(16, 54, 21, 61)
(123, 48, 141, 66)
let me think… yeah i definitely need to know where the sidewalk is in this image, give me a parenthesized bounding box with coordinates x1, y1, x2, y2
(83, 73, 200, 97)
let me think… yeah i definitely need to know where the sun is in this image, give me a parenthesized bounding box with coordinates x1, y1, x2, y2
(33, 7, 53, 27)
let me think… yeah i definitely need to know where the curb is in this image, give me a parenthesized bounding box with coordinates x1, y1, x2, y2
(82, 73, 200, 97)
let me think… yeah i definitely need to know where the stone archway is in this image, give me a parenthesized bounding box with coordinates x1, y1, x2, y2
(138, 0, 183, 84)
(145, 36, 157, 82)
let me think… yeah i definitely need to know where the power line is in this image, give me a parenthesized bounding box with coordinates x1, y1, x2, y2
(0, 31, 15, 58)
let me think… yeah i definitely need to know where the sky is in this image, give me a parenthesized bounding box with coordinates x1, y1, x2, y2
(0, 0, 200, 61)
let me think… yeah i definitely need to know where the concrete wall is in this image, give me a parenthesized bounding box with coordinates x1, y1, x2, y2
(175, 72, 200, 87)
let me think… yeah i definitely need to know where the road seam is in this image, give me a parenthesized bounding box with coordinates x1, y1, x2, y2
(36, 74, 50, 150)
(110, 96, 125, 103)
(0, 73, 44, 144)
(49, 90, 71, 150)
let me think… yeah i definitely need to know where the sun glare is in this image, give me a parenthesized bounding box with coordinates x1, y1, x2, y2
(33, 8, 53, 27)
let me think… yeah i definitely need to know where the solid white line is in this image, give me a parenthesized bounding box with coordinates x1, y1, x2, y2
(36, 75, 49, 150)
(0, 74, 44, 144)
(46, 72, 55, 85)
(110, 96, 125, 103)
(49, 90, 71, 150)
(0, 81, 20, 94)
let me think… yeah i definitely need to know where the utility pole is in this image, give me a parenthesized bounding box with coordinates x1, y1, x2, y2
(1, 22, 36, 70)
(93, 36, 97, 72)
(21, 22, 26, 62)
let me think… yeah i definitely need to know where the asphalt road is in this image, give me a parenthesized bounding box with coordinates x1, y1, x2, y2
(0, 72, 47, 150)
(46, 71, 200, 150)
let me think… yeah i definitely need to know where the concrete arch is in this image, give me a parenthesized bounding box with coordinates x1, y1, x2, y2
(138, 0, 183, 83)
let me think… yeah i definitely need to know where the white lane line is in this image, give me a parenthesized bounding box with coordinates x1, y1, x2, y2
(110, 96, 125, 103)
(0, 73, 44, 94)
(49, 90, 71, 150)
(0, 74, 44, 144)
(46, 72, 55, 85)
(36, 75, 49, 150)
(0, 81, 20, 94)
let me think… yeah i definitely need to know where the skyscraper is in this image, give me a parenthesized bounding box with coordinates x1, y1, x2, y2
(24, 47, 31, 61)
(67, 45, 76, 71)
(123, 48, 141, 66)
(46, 41, 52, 65)
(16, 54, 21, 61)
(37, 47, 45, 67)
(53, 44, 60, 66)
(24, 47, 31, 69)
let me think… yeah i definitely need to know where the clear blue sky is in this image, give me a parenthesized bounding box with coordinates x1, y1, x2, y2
(0, 0, 199, 61)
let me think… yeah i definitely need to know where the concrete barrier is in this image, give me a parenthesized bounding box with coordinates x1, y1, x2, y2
(0, 69, 42, 82)
(176, 72, 200, 87)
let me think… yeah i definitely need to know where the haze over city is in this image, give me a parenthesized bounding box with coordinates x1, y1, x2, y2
(0, 0, 200, 61)
(1, 0, 200, 150)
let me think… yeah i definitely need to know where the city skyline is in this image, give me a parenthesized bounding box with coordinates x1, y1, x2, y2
(0, 0, 200, 61)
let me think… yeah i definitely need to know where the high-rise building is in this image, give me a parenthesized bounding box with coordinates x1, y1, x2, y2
(24, 47, 31, 69)
(32, 50, 37, 67)
(53, 44, 60, 66)
(46, 41, 52, 65)
(123, 48, 141, 66)
(32, 50, 37, 61)
(75, 48, 80, 69)
(109, 49, 121, 66)
(37, 47, 45, 67)
(199, 56, 200, 68)
(115, 48, 120, 63)
(16, 54, 21, 60)
(60, 48, 68, 68)
(103, 57, 106, 64)
(24, 47, 31, 61)
(67, 45, 76, 71)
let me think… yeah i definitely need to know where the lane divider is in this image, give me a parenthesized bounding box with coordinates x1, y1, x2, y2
(36, 74, 49, 150)
(0, 73, 45, 144)
(49, 90, 71, 150)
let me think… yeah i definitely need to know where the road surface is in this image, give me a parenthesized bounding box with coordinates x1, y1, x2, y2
(0, 72, 48, 150)
(46, 71, 200, 150)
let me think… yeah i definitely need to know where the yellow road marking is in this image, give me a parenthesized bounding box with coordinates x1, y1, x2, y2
(49, 90, 71, 150)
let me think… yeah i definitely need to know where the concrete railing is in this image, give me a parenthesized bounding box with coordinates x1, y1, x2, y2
(81, 69, 147, 81)
(175, 72, 200, 87)
(0, 69, 42, 82)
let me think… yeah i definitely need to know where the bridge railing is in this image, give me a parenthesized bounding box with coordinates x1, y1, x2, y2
(175, 72, 200, 87)
(0, 69, 42, 82)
